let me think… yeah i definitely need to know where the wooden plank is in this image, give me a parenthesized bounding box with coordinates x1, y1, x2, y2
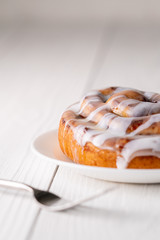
(91, 25, 160, 91)
(31, 26, 160, 240)
(0, 24, 102, 239)
(30, 25, 117, 240)
(31, 167, 160, 240)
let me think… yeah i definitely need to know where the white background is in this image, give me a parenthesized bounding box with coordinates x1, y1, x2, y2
(0, 2, 160, 240)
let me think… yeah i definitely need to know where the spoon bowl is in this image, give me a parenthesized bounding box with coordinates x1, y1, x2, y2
(0, 179, 115, 211)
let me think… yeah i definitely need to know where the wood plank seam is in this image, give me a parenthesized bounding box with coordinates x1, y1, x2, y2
(26, 26, 117, 238)
(10, 24, 116, 239)
(24, 209, 41, 240)
(81, 25, 117, 95)
(47, 165, 59, 191)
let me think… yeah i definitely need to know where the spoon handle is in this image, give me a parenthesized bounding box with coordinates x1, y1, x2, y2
(0, 179, 33, 193)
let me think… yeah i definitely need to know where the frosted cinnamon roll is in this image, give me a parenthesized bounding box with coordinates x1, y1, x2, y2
(58, 87, 160, 169)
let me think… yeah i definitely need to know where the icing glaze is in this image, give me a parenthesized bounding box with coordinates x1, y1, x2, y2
(62, 87, 160, 169)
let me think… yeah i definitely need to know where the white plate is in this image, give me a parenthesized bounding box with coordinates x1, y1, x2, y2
(32, 129, 160, 183)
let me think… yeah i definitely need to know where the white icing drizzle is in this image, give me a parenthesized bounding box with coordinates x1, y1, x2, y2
(79, 97, 101, 114)
(87, 104, 110, 121)
(113, 87, 133, 93)
(130, 114, 160, 136)
(118, 99, 139, 111)
(80, 90, 100, 107)
(108, 116, 133, 135)
(98, 113, 116, 129)
(62, 87, 160, 169)
(107, 95, 125, 106)
(67, 102, 80, 113)
(117, 136, 160, 169)
(144, 91, 160, 102)
(132, 102, 160, 117)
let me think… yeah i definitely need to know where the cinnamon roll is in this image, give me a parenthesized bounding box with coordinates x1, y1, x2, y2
(58, 87, 160, 169)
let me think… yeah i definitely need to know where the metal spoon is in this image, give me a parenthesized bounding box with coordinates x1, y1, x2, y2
(0, 179, 115, 211)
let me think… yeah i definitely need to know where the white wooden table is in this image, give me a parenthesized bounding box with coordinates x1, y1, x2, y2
(0, 23, 160, 240)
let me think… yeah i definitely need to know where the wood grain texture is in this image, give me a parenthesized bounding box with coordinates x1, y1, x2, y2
(0, 23, 160, 240)
(92, 25, 160, 91)
(31, 25, 160, 240)
(31, 167, 160, 240)
(0, 24, 103, 240)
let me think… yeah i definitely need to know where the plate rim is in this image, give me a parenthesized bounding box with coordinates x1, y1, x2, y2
(31, 128, 160, 174)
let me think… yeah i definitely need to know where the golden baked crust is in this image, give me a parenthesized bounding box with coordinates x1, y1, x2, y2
(58, 87, 160, 169)
(58, 119, 160, 169)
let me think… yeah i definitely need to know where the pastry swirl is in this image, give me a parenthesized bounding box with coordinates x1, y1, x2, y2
(58, 87, 160, 169)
